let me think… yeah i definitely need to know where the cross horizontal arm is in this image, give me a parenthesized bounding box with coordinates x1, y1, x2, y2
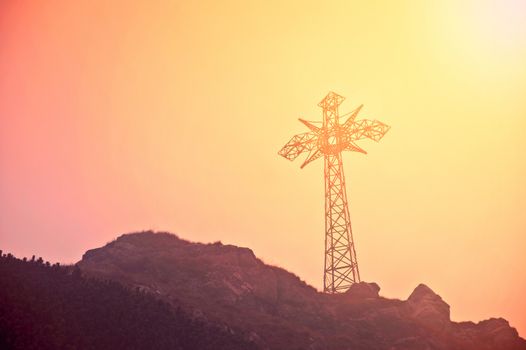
(347, 119, 390, 142)
(278, 132, 319, 161)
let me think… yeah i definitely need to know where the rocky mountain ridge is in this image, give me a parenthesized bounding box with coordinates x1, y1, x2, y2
(77, 231, 526, 350)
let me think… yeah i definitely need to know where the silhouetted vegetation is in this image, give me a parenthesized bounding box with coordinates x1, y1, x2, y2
(0, 252, 255, 350)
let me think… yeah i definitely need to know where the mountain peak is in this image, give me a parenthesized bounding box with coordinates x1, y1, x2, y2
(408, 283, 441, 301)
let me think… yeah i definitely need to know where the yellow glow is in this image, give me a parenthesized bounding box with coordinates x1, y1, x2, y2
(1, 0, 525, 336)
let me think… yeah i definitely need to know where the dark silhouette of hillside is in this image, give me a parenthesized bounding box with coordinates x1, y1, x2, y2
(2, 232, 525, 350)
(77, 231, 526, 350)
(0, 251, 255, 350)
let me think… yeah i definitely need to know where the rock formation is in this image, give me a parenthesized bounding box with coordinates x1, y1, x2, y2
(77, 231, 526, 350)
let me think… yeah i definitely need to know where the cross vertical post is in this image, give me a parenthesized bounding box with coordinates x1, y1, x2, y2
(278, 91, 390, 293)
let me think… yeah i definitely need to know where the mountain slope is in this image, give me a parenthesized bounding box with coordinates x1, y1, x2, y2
(77, 231, 526, 350)
(0, 252, 255, 350)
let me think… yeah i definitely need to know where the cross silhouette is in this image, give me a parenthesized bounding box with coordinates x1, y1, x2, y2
(278, 91, 390, 293)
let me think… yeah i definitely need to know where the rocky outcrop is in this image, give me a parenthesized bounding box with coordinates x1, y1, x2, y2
(344, 281, 381, 300)
(77, 231, 526, 350)
(406, 283, 450, 331)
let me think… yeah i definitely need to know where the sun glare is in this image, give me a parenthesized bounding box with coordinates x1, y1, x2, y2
(474, 0, 526, 48)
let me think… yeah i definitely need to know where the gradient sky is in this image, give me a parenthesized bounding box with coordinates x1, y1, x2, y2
(1, 0, 525, 336)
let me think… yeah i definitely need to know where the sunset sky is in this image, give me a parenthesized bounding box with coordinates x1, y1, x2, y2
(1, 0, 525, 336)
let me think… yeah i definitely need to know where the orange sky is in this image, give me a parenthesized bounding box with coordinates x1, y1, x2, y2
(1, 0, 525, 336)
